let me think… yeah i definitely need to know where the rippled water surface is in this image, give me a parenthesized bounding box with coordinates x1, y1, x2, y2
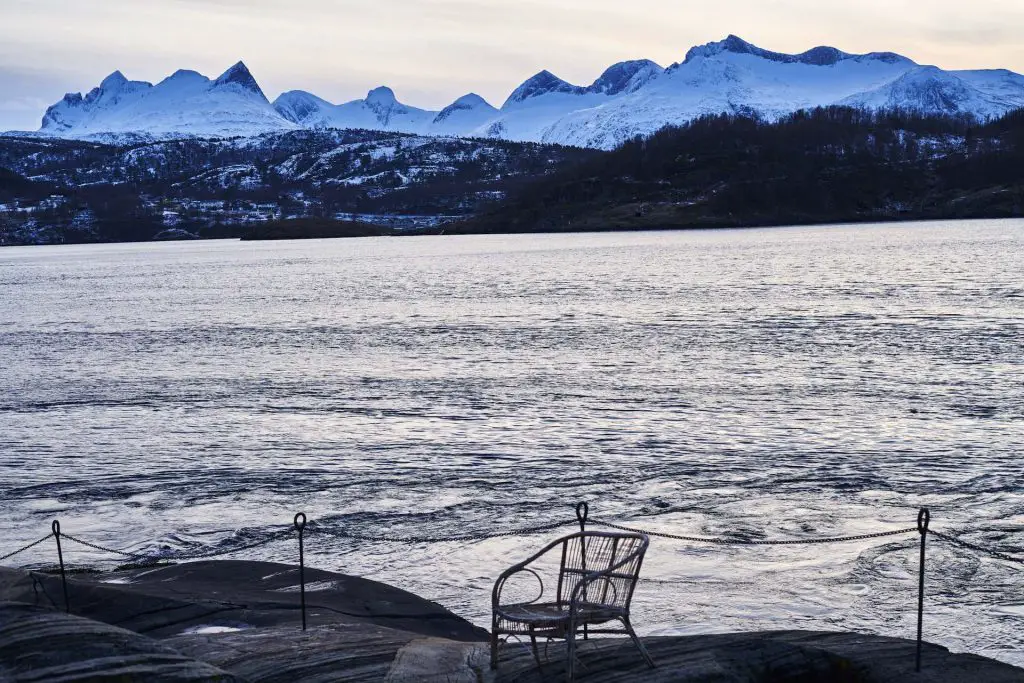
(1, 221, 1022, 665)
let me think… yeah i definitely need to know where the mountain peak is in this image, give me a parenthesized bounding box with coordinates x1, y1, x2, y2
(433, 92, 498, 124)
(453, 93, 489, 107)
(797, 46, 849, 66)
(100, 71, 128, 90)
(589, 59, 663, 95)
(213, 61, 267, 100)
(685, 35, 756, 60)
(82, 70, 150, 107)
(721, 34, 757, 52)
(366, 86, 397, 105)
(165, 69, 206, 83)
(859, 51, 913, 65)
(683, 35, 855, 66)
(504, 70, 582, 106)
(272, 90, 332, 123)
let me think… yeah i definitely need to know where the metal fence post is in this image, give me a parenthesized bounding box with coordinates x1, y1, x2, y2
(916, 507, 930, 673)
(294, 512, 307, 631)
(576, 502, 589, 640)
(51, 520, 69, 613)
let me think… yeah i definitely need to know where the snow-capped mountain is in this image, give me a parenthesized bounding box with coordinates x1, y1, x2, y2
(841, 66, 1024, 118)
(536, 38, 925, 148)
(274, 86, 435, 133)
(40, 62, 295, 139)
(273, 87, 501, 137)
(429, 94, 499, 135)
(30, 36, 1024, 149)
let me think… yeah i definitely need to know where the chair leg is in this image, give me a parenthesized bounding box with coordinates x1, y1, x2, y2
(490, 629, 499, 670)
(529, 628, 542, 666)
(566, 628, 577, 683)
(623, 618, 655, 669)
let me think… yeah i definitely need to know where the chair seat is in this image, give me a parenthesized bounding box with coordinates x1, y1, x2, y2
(496, 601, 622, 626)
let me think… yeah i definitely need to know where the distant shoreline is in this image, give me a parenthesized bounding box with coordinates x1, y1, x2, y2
(4, 214, 1022, 248)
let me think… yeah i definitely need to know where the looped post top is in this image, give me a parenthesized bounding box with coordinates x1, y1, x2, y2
(294, 512, 307, 532)
(917, 508, 930, 535)
(51, 519, 62, 536)
(575, 501, 589, 532)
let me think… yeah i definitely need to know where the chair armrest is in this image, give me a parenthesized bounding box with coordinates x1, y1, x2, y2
(492, 566, 545, 608)
(492, 536, 566, 608)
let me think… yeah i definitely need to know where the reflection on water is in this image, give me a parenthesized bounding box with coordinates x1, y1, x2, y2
(1, 220, 1022, 665)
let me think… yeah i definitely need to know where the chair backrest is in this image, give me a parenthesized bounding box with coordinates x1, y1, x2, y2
(555, 531, 648, 610)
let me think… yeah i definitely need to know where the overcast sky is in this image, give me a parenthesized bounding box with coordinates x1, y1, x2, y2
(2, 0, 1024, 131)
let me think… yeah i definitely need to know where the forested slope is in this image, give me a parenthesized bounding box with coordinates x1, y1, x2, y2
(456, 107, 1024, 233)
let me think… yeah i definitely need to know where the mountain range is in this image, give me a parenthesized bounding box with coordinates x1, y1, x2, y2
(24, 35, 1024, 149)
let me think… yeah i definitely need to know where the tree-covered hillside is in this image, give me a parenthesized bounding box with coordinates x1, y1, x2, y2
(0, 130, 591, 245)
(455, 107, 1024, 233)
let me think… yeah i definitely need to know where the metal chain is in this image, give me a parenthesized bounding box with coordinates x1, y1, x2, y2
(62, 534, 144, 559)
(62, 529, 292, 562)
(311, 519, 572, 543)
(181, 531, 292, 558)
(932, 531, 1024, 565)
(0, 533, 53, 562)
(591, 519, 917, 545)
(28, 519, 1018, 565)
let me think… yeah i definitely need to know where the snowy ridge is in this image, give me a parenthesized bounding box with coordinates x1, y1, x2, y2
(32, 36, 1024, 149)
(274, 86, 436, 133)
(41, 62, 295, 139)
(839, 67, 1007, 117)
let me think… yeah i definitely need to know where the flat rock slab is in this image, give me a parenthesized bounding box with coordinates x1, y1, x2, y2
(163, 629, 1024, 683)
(486, 631, 1024, 683)
(167, 622, 420, 683)
(387, 638, 488, 683)
(0, 602, 239, 683)
(770, 631, 1024, 683)
(0, 560, 486, 642)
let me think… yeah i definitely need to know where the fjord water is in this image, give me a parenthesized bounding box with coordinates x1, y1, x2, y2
(1, 221, 1022, 664)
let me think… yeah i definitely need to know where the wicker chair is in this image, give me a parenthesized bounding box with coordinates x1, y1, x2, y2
(490, 531, 654, 681)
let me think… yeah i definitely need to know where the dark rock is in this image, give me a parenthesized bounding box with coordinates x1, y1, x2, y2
(167, 623, 422, 683)
(487, 631, 1024, 682)
(153, 228, 199, 240)
(2, 562, 1021, 682)
(0, 560, 487, 642)
(0, 602, 240, 682)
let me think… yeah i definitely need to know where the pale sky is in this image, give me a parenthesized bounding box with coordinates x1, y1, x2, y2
(2, 0, 1024, 131)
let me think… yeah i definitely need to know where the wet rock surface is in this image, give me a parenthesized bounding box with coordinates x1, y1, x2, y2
(1, 561, 1022, 682)
(487, 631, 1024, 682)
(0, 560, 487, 641)
(167, 623, 422, 683)
(0, 602, 238, 682)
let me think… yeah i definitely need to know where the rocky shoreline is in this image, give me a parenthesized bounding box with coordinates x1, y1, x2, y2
(2, 560, 1022, 682)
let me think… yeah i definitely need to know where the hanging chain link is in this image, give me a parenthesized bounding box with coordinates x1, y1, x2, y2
(62, 534, 143, 558)
(932, 531, 1024, 565)
(0, 533, 53, 562)
(43, 521, 561, 563)
(173, 530, 292, 559)
(60, 529, 293, 563)
(311, 519, 572, 544)
(591, 519, 918, 545)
